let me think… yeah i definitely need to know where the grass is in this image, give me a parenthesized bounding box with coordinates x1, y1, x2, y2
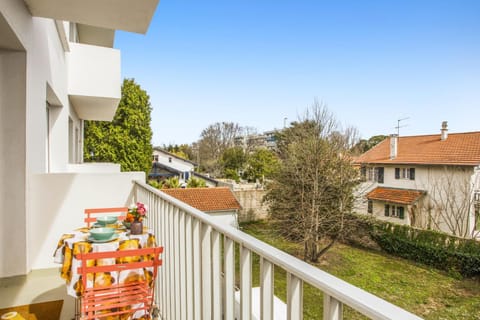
(240, 220, 480, 320)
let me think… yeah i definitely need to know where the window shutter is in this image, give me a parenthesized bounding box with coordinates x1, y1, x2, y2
(399, 207, 405, 219)
(367, 200, 373, 213)
(395, 168, 400, 179)
(377, 167, 384, 184)
(384, 204, 390, 216)
(410, 168, 415, 180)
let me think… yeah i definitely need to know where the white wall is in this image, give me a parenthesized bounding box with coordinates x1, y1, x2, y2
(208, 210, 238, 228)
(29, 172, 144, 270)
(357, 164, 477, 236)
(153, 149, 195, 173)
(0, 50, 27, 276)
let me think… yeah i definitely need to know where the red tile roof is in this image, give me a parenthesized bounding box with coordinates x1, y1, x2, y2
(162, 187, 241, 212)
(367, 187, 425, 205)
(355, 132, 480, 166)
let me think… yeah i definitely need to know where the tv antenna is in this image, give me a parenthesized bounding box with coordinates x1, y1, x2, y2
(395, 117, 409, 136)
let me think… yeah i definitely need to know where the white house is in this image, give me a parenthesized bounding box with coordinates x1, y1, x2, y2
(355, 122, 480, 238)
(162, 187, 241, 228)
(151, 147, 197, 182)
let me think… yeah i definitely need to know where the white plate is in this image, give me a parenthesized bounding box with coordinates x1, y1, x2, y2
(87, 234, 119, 243)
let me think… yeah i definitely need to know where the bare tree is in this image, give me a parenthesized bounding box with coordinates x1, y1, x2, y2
(265, 101, 359, 262)
(197, 122, 242, 176)
(417, 166, 478, 238)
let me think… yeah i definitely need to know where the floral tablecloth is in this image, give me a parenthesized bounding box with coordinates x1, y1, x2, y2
(53, 225, 157, 298)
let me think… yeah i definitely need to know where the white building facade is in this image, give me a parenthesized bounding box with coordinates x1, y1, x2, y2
(0, 0, 158, 278)
(355, 125, 480, 238)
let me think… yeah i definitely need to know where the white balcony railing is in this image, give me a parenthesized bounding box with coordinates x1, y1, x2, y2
(134, 181, 422, 320)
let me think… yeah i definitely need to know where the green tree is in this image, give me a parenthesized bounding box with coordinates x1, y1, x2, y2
(243, 148, 279, 183)
(84, 79, 153, 174)
(351, 134, 387, 155)
(187, 177, 207, 188)
(160, 177, 180, 189)
(265, 101, 359, 262)
(197, 122, 242, 176)
(221, 146, 246, 181)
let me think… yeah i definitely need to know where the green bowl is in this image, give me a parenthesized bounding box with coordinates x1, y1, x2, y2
(96, 216, 118, 226)
(90, 227, 115, 240)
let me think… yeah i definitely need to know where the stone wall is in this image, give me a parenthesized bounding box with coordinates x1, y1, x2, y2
(234, 189, 269, 222)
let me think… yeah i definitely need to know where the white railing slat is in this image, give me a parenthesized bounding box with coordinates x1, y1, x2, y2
(201, 224, 212, 319)
(192, 218, 202, 319)
(224, 237, 235, 320)
(324, 294, 343, 320)
(212, 230, 222, 320)
(287, 272, 303, 320)
(260, 257, 274, 320)
(185, 214, 194, 320)
(240, 245, 252, 320)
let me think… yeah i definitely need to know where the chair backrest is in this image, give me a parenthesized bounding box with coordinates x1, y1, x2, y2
(84, 207, 128, 227)
(76, 246, 163, 319)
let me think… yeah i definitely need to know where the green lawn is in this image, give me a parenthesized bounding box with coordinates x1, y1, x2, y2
(240, 220, 480, 320)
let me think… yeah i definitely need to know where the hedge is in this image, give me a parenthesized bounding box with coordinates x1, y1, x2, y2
(369, 221, 480, 277)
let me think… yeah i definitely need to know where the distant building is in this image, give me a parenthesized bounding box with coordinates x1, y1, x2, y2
(150, 147, 221, 187)
(150, 148, 197, 182)
(354, 122, 480, 238)
(234, 130, 278, 151)
(162, 187, 241, 227)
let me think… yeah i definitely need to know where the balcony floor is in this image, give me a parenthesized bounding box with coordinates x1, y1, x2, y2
(0, 268, 75, 320)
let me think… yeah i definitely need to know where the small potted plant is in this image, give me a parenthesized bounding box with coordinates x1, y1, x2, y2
(125, 202, 147, 235)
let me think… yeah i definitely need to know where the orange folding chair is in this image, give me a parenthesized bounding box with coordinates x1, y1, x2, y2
(76, 247, 163, 319)
(84, 207, 128, 227)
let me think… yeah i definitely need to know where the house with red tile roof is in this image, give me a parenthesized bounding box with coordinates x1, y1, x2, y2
(162, 187, 241, 227)
(354, 122, 480, 238)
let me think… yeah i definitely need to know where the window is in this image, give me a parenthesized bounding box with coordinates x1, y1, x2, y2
(153, 155, 159, 162)
(366, 167, 384, 183)
(474, 191, 480, 202)
(168, 157, 172, 163)
(395, 168, 415, 180)
(384, 204, 405, 219)
(367, 200, 373, 213)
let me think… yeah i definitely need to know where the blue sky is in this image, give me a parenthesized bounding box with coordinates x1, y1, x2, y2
(115, 1, 480, 146)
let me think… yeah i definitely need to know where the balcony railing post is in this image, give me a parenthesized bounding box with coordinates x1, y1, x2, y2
(323, 294, 343, 320)
(224, 237, 235, 320)
(260, 257, 274, 320)
(287, 273, 303, 320)
(201, 224, 213, 319)
(240, 245, 252, 320)
(212, 230, 222, 320)
(185, 214, 194, 320)
(192, 218, 202, 319)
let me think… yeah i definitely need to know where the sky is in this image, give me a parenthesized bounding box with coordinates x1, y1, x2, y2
(115, 1, 480, 146)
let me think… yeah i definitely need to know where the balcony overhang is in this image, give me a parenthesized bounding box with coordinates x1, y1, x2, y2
(23, 0, 159, 34)
(77, 24, 115, 48)
(67, 43, 121, 121)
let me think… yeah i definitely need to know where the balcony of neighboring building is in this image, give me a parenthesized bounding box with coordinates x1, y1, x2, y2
(67, 42, 120, 121)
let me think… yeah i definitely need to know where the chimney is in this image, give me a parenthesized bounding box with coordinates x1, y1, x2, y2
(441, 121, 448, 141)
(390, 134, 398, 159)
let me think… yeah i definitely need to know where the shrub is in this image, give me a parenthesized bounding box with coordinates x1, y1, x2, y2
(370, 222, 480, 277)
